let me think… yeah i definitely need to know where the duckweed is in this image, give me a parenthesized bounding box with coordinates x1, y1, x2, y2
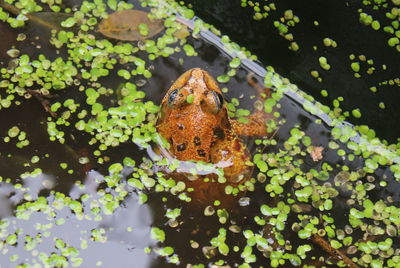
(183, 44, 196, 56)
(318, 56, 331, 71)
(217, 74, 230, 83)
(151, 227, 166, 242)
(352, 108, 362, 118)
(229, 57, 241, 68)
(322, 37, 338, 48)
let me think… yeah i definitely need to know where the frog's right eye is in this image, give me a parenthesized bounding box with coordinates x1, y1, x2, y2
(167, 88, 186, 108)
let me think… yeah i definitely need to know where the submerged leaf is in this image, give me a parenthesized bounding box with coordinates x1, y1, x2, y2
(173, 24, 190, 39)
(98, 10, 164, 41)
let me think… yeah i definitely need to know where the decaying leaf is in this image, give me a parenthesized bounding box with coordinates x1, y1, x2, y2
(98, 9, 164, 41)
(173, 24, 190, 39)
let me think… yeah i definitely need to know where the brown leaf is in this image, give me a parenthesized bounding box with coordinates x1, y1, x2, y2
(98, 10, 164, 41)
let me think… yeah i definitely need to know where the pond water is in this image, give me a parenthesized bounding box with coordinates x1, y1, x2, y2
(0, 0, 399, 267)
(182, 0, 400, 143)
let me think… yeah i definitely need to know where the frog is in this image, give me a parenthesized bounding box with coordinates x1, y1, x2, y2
(155, 68, 274, 207)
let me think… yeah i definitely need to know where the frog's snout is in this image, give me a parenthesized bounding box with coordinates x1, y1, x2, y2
(190, 68, 205, 81)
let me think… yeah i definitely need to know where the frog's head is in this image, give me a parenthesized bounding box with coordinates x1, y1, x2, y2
(161, 68, 224, 114)
(156, 68, 231, 161)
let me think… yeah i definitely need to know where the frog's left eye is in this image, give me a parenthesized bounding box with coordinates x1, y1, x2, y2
(213, 91, 224, 110)
(211, 91, 224, 113)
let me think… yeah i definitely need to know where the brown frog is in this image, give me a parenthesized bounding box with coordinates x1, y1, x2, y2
(155, 68, 274, 207)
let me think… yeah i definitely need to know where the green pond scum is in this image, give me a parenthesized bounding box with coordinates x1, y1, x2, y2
(0, 0, 399, 267)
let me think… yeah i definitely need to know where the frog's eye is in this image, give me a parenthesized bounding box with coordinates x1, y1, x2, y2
(213, 91, 224, 110)
(202, 90, 224, 114)
(167, 88, 187, 109)
(168, 89, 179, 107)
(167, 88, 187, 108)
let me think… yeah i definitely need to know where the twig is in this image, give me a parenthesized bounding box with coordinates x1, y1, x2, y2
(27, 89, 57, 117)
(0, 0, 19, 16)
(311, 234, 360, 268)
(0, 0, 62, 30)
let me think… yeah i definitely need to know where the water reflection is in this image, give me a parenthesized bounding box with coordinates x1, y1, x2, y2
(0, 170, 155, 267)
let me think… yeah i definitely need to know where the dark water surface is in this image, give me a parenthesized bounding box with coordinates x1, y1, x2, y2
(183, 0, 400, 143)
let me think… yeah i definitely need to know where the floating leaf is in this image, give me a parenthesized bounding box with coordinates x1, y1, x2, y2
(98, 10, 164, 41)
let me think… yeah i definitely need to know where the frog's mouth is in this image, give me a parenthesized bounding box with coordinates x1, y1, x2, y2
(147, 145, 233, 179)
